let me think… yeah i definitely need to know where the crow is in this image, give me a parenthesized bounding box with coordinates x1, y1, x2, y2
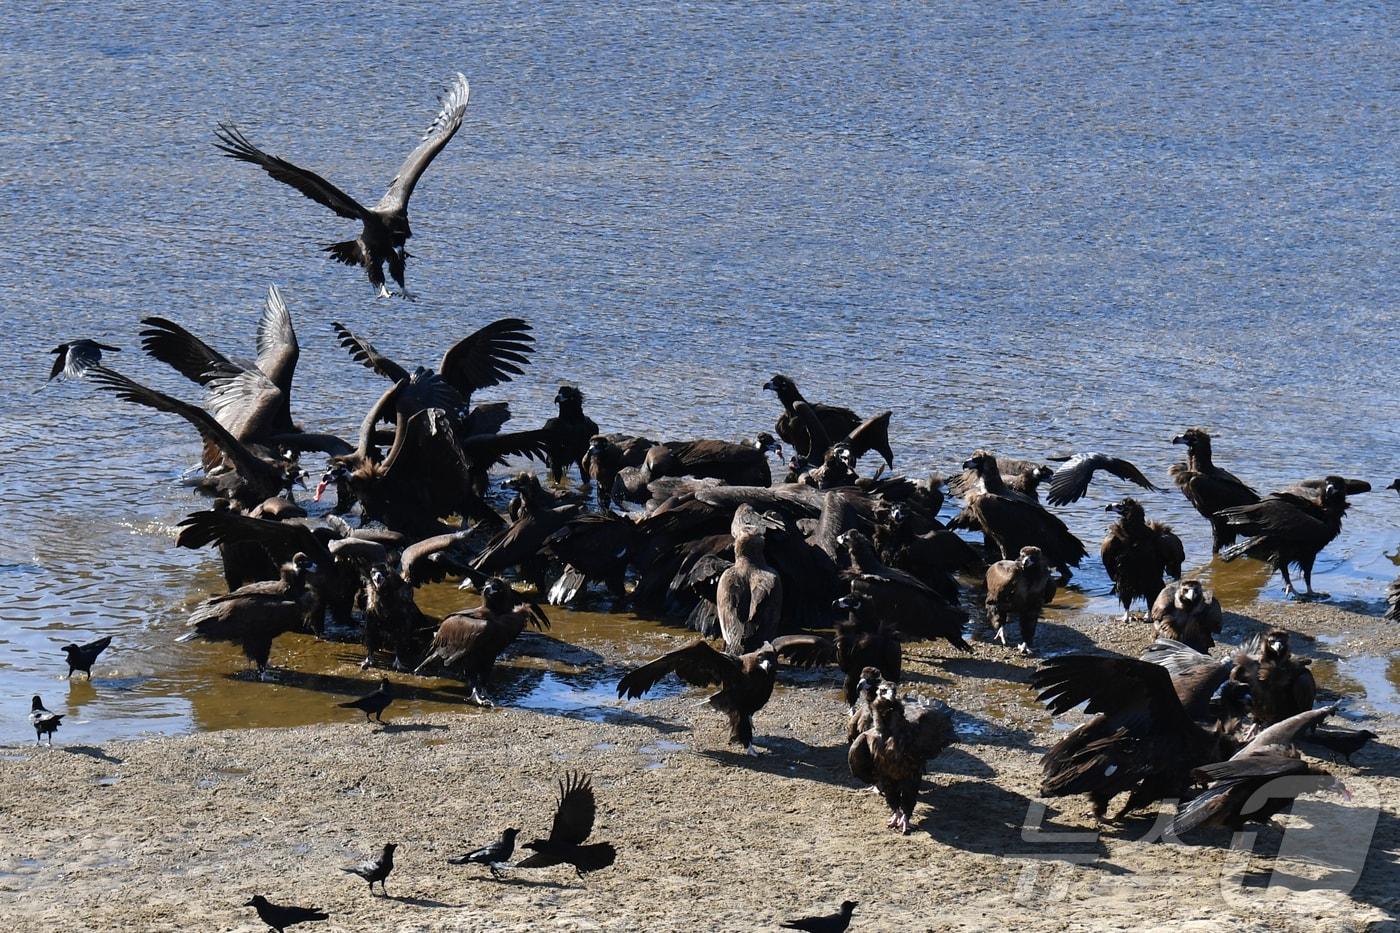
(46, 340, 119, 384)
(448, 828, 518, 878)
(337, 677, 393, 724)
(517, 772, 616, 876)
(60, 636, 112, 680)
(29, 696, 62, 745)
(781, 900, 859, 933)
(342, 842, 396, 896)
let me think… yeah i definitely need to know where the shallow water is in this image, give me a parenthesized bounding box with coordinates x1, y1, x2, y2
(2, 2, 1398, 743)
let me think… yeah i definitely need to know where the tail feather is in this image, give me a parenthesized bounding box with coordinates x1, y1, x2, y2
(548, 569, 586, 606)
(1219, 536, 1266, 562)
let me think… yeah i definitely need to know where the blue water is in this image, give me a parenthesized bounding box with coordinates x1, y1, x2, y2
(1, 1, 1396, 743)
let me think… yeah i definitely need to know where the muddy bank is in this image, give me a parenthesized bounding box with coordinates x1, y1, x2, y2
(2, 599, 1398, 932)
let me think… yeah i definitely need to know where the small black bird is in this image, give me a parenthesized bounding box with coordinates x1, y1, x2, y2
(30, 696, 62, 745)
(447, 827, 519, 878)
(517, 772, 616, 876)
(60, 636, 112, 680)
(243, 894, 328, 932)
(46, 340, 119, 383)
(342, 842, 396, 896)
(337, 677, 393, 723)
(781, 900, 858, 933)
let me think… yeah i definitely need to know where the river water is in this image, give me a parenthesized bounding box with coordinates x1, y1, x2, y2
(1, 2, 1397, 743)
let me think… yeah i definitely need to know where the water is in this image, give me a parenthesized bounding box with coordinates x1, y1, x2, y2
(1, 2, 1398, 743)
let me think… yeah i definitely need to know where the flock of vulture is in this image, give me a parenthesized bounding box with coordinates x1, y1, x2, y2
(33, 73, 1397, 930)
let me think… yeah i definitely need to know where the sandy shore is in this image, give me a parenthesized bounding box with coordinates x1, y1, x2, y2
(2, 599, 1397, 932)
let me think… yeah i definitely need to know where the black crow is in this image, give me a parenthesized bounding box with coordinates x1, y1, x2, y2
(517, 772, 616, 876)
(342, 842, 396, 896)
(781, 900, 858, 932)
(60, 636, 112, 680)
(29, 696, 62, 745)
(244, 895, 328, 932)
(448, 828, 519, 878)
(46, 340, 118, 383)
(337, 677, 393, 723)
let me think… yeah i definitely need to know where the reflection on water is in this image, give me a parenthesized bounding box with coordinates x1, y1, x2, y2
(3, 1, 1400, 743)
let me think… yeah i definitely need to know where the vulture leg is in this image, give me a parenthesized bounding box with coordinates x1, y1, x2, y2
(1301, 563, 1328, 600)
(1280, 565, 1299, 599)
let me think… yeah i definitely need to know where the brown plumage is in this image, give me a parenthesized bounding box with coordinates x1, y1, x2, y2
(773, 593, 901, 708)
(1169, 428, 1260, 552)
(1230, 630, 1317, 728)
(543, 386, 599, 486)
(583, 434, 656, 508)
(1149, 580, 1222, 653)
(845, 666, 886, 742)
(839, 530, 969, 653)
(1171, 706, 1344, 835)
(1217, 476, 1353, 599)
(847, 681, 956, 833)
(984, 545, 1057, 654)
(182, 553, 319, 677)
(1032, 653, 1230, 821)
(948, 453, 1053, 502)
(617, 640, 778, 755)
(215, 74, 470, 298)
(414, 578, 549, 706)
(1100, 498, 1184, 621)
(716, 529, 783, 655)
(952, 452, 1086, 578)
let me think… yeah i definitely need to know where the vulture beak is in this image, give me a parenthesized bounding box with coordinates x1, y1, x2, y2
(761, 379, 777, 392)
(960, 458, 978, 470)
(1170, 434, 1188, 445)
(1104, 502, 1120, 513)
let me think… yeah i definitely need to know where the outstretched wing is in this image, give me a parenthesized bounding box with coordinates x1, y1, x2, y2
(176, 508, 330, 564)
(256, 285, 299, 394)
(89, 366, 275, 487)
(839, 410, 894, 467)
(616, 640, 743, 699)
(332, 322, 411, 384)
(214, 123, 368, 220)
(139, 317, 231, 387)
(1031, 654, 1187, 728)
(547, 771, 597, 846)
(438, 318, 535, 397)
(1047, 453, 1159, 506)
(375, 74, 470, 214)
(204, 363, 285, 441)
(771, 634, 837, 668)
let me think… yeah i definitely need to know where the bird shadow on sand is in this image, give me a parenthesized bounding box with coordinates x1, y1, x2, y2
(224, 669, 467, 705)
(478, 875, 575, 890)
(373, 722, 450, 735)
(699, 736, 852, 789)
(917, 782, 1116, 867)
(63, 745, 123, 764)
(385, 894, 467, 908)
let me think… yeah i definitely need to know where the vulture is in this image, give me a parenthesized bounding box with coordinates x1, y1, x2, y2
(846, 666, 886, 742)
(948, 454, 1053, 502)
(30, 696, 63, 745)
(1230, 630, 1316, 728)
(88, 366, 303, 511)
(331, 317, 533, 436)
(243, 896, 328, 932)
(517, 772, 616, 875)
(1139, 638, 1242, 726)
(838, 530, 969, 653)
(638, 437, 777, 488)
(414, 577, 550, 706)
(46, 339, 118, 383)
(1149, 580, 1222, 653)
(215, 74, 470, 298)
(1171, 706, 1346, 836)
(1217, 476, 1353, 599)
(60, 636, 112, 680)
(1032, 653, 1230, 821)
(543, 386, 600, 486)
(139, 287, 350, 460)
(471, 472, 584, 589)
(541, 510, 638, 606)
(763, 374, 894, 468)
(583, 434, 657, 508)
(1100, 498, 1185, 621)
(617, 640, 779, 756)
(716, 525, 783, 655)
(1046, 452, 1158, 506)
(847, 681, 956, 834)
(951, 452, 1086, 578)
(180, 553, 319, 677)
(772, 594, 902, 708)
(984, 545, 1057, 653)
(342, 843, 397, 896)
(1169, 428, 1260, 552)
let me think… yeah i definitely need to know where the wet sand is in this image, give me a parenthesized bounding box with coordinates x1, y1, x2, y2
(2, 599, 1398, 932)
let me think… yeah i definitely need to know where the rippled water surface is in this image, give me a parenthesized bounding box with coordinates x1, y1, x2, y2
(1, 2, 1397, 743)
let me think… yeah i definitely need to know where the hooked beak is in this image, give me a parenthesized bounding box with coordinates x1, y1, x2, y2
(960, 458, 977, 470)
(1104, 502, 1120, 513)
(1171, 434, 1188, 445)
(761, 379, 776, 392)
